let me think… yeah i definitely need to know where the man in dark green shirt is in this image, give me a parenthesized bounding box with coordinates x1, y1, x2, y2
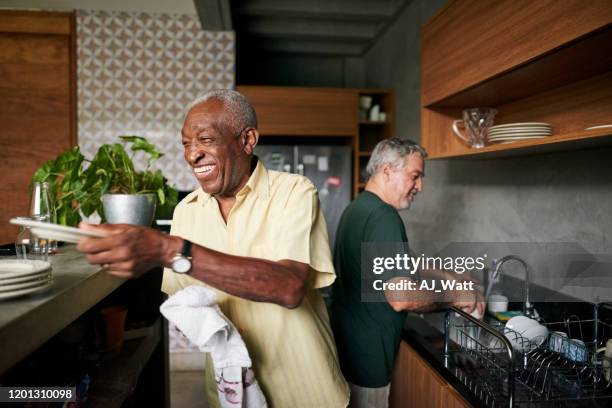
(329, 138, 483, 408)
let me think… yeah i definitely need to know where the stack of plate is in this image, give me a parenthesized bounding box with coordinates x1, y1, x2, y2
(488, 122, 552, 144)
(0, 259, 53, 301)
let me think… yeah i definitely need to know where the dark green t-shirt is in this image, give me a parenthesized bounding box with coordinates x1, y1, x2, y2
(329, 191, 409, 388)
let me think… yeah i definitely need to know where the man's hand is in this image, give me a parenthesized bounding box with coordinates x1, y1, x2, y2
(453, 290, 486, 319)
(76, 222, 182, 279)
(441, 270, 485, 318)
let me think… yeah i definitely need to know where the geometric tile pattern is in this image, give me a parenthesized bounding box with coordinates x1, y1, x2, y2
(77, 10, 235, 191)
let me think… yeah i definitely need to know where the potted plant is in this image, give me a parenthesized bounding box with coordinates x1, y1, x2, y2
(32, 136, 178, 227)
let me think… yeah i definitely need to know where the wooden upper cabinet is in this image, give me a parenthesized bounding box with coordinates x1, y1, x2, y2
(422, 0, 612, 106)
(0, 10, 76, 244)
(236, 85, 357, 136)
(421, 0, 612, 159)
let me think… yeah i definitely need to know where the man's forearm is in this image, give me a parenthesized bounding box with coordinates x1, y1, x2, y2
(386, 297, 444, 313)
(384, 275, 474, 313)
(384, 276, 443, 312)
(167, 236, 312, 309)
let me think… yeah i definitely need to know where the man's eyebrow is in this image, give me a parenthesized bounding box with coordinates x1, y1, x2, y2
(191, 124, 214, 133)
(181, 125, 214, 138)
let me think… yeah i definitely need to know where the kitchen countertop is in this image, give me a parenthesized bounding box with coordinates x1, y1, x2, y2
(0, 246, 125, 374)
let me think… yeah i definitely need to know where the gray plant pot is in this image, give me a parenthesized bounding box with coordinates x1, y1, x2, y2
(102, 193, 157, 226)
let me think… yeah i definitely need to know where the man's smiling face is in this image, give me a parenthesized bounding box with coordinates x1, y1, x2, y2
(181, 99, 249, 197)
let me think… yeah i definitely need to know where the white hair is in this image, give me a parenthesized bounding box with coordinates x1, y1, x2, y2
(186, 89, 257, 134)
(366, 137, 428, 178)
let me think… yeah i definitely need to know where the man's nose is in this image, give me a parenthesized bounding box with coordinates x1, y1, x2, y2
(416, 177, 423, 192)
(186, 143, 203, 163)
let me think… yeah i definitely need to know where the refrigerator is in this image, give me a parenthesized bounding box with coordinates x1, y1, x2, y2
(254, 145, 352, 249)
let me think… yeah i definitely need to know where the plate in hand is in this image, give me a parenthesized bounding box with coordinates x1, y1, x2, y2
(10, 218, 108, 243)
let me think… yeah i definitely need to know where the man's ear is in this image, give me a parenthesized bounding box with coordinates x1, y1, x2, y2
(242, 128, 259, 155)
(381, 163, 392, 180)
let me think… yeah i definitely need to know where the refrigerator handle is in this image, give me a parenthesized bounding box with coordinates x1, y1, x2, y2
(296, 163, 304, 176)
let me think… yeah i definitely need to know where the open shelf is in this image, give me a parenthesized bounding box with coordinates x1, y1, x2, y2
(431, 128, 612, 159)
(359, 120, 388, 125)
(86, 318, 163, 407)
(355, 90, 394, 196)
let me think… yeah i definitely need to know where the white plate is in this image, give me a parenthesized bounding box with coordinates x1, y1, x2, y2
(488, 126, 552, 132)
(490, 136, 551, 140)
(490, 136, 549, 142)
(489, 129, 552, 134)
(490, 126, 552, 131)
(489, 129, 552, 135)
(489, 134, 551, 139)
(490, 139, 549, 144)
(489, 122, 552, 130)
(489, 132, 551, 137)
(490, 125, 552, 130)
(585, 124, 612, 130)
(493, 139, 548, 144)
(0, 277, 51, 292)
(10, 218, 108, 243)
(0, 259, 51, 279)
(0, 270, 51, 285)
(0, 281, 52, 301)
(498, 140, 545, 144)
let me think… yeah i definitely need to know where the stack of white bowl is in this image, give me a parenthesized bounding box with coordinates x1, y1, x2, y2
(488, 122, 552, 144)
(0, 260, 52, 300)
(504, 316, 548, 353)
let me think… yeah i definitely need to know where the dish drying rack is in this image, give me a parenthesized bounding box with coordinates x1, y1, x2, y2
(443, 303, 612, 408)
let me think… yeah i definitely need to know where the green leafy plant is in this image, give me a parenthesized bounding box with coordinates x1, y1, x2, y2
(32, 136, 178, 226)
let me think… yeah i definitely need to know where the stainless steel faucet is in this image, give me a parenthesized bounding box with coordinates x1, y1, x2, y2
(490, 255, 539, 320)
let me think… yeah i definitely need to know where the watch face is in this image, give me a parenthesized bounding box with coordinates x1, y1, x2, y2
(172, 257, 191, 274)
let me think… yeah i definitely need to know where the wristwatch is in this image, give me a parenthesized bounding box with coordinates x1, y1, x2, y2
(171, 239, 192, 274)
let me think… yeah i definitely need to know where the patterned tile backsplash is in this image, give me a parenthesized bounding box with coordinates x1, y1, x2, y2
(77, 10, 235, 192)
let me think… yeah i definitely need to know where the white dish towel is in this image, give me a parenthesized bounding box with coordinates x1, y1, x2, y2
(160, 285, 267, 408)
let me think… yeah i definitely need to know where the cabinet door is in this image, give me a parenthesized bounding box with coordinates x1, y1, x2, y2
(0, 11, 76, 244)
(390, 342, 463, 408)
(445, 386, 472, 408)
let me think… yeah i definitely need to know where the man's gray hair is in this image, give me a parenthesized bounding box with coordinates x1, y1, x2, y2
(187, 89, 257, 134)
(366, 137, 428, 178)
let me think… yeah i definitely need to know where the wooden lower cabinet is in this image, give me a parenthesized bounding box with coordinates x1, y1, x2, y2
(390, 341, 472, 408)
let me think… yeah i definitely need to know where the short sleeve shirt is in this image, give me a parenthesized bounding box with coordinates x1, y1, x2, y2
(162, 160, 349, 408)
(329, 191, 409, 388)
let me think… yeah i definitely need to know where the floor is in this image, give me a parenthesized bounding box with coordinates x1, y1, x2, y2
(170, 370, 208, 408)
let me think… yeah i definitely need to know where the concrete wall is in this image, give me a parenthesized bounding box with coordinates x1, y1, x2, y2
(361, 0, 612, 303)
